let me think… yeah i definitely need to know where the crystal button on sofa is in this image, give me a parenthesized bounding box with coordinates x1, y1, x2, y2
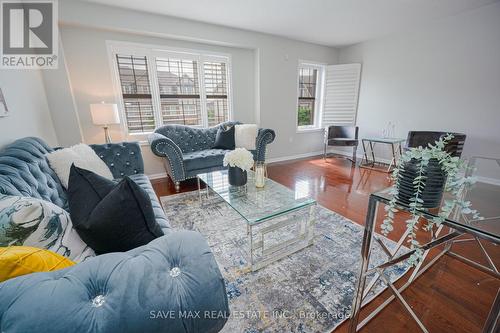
(0, 137, 229, 333)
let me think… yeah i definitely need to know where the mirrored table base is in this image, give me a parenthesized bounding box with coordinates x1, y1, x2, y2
(197, 177, 316, 271)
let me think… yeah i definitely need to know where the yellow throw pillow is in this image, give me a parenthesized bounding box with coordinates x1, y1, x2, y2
(0, 246, 75, 282)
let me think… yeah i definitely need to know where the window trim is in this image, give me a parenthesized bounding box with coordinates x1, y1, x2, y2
(107, 41, 233, 140)
(296, 61, 326, 132)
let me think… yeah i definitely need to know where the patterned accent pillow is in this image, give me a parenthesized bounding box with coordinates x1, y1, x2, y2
(0, 195, 95, 262)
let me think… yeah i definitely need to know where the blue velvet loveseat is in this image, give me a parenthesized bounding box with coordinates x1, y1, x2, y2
(0, 137, 229, 333)
(148, 122, 275, 190)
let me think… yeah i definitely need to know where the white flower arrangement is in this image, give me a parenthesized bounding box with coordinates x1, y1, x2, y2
(223, 148, 254, 172)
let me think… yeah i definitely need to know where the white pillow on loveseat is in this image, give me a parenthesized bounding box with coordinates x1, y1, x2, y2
(45, 144, 113, 188)
(235, 124, 258, 150)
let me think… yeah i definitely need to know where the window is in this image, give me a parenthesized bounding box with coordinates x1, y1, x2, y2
(297, 63, 324, 130)
(156, 58, 201, 126)
(204, 61, 229, 127)
(110, 43, 232, 136)
(116, 55, 155, 133)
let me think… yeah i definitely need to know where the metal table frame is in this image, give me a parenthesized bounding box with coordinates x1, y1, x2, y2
(197, 176, 317, 272)
(360, 138, 405, 173)
(349, 193, 500, 333)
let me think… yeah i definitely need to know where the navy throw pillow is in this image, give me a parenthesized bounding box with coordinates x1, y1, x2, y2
(67, 165, 164, 254)
(213, 125, 235, 150)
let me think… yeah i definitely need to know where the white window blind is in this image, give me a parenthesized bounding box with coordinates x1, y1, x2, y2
(322, 63, 361, 127)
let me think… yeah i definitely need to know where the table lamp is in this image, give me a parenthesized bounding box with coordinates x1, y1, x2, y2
(90, 102, 120, 143)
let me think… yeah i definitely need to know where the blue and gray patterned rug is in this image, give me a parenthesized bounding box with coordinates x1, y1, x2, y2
(161, 191, 409, 333)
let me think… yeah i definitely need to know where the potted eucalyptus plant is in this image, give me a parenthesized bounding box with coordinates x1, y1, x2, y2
(381, 134, 482, 265)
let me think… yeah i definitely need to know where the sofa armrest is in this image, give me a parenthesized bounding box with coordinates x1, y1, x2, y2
(90, 142, 144, 178)
(148, 133, 186, 182)
(255, 128, 276, 162)
(0, 231, 229, 333)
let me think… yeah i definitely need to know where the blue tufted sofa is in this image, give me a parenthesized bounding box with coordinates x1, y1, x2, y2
(149, 122, 276, 190)
(0, 137, 229, 333)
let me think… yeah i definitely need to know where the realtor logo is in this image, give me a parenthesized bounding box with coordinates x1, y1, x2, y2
(1, 0, 58, 69)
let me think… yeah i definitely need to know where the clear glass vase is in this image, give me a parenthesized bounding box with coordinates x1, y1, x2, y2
(255, 162, 266, 188)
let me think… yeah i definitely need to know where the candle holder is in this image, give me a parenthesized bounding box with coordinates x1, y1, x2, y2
(254, 162, 266, 188)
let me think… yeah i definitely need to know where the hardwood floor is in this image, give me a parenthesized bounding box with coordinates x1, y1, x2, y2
(152, 156, 499, 333)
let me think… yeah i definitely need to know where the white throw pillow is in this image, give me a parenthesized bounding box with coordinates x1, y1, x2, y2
(0, 195, 95, 262)
(235, 124, 258, 150)
(45, 144, 113, 188)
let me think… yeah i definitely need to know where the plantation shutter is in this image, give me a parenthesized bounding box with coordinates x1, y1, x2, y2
(203, 61, 230, 127)
(155, 57, 202, 126)
(322, 63, 362, 127)
(116, 55, 156, 133)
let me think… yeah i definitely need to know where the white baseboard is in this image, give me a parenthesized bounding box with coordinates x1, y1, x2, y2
(267, 148, 386, 164)
(267, 151, 324, 164)
(330, 149, 500, 186)
(148, 172, 168, 180)
(329, 151, 500, 186)
(476, 176, 500, 186)
(328, 149, 396, 165)
(146, 154, 500, 186)
(147, 152, 328, 178)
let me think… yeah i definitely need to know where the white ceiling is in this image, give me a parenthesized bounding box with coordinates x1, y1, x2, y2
(81, 0, 499, 46)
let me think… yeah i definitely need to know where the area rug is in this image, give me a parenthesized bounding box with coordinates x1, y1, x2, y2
(161, 191, 409, 333)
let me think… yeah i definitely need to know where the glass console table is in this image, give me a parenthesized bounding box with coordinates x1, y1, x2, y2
(197, 170, 317, 271)
(360, 137, 406, 173)
(349, 173, 500, 333)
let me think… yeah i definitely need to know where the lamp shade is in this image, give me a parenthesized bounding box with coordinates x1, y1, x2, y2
(90, 103, 120, 125)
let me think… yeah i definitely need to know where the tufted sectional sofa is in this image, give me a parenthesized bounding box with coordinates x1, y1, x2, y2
(149, 122, 276, 190)
(0, 137, 229, 333)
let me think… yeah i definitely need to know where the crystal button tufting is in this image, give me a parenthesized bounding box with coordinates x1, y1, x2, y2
(169, 267, 181, 277)
(91, 295, 105, 307)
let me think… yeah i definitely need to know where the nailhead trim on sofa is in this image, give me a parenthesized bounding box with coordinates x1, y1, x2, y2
(148, 123, 276, 183)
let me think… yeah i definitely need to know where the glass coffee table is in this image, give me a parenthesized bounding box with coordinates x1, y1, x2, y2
(197, 170, 317, 271)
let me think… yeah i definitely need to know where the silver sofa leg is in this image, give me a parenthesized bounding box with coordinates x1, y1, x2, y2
(175, 181, 180, 192)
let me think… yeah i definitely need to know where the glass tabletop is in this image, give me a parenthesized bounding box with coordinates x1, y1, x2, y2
(373, 181, 500, 241)
(197, 170, 316, 225)
(362, 137, 406, 144)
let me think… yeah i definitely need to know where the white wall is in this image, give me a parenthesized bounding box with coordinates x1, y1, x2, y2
(59, 25, 257, 175)
(58, 0, 338, 175)
(10, 0, 494, 179)
(339, 2, 500, 179)
(41, 38, 84, 147)
(0, 70, 58, 148)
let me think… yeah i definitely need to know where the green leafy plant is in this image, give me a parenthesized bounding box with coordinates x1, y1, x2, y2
(381, 134, 482, 265)
(298, 106, 313, 126)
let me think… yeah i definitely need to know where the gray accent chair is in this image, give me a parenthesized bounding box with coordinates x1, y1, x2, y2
(149, 121, 276, 191)
(0, 137, 229, 333)
(324, 125, 359, 164)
